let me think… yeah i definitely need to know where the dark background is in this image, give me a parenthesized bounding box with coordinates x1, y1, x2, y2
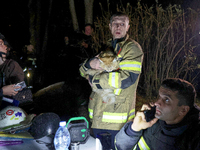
(1, 0, 197, 53)
(0, 0, 199, 90)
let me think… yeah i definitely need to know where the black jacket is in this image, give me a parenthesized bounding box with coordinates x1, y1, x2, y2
(115, 106, 200, 150)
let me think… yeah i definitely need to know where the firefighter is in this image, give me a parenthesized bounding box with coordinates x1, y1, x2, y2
(115, 78, 200, 150)
(79, 12, 143, 149)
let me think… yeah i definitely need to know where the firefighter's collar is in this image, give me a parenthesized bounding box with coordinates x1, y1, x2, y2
(111, 35, 127, 48)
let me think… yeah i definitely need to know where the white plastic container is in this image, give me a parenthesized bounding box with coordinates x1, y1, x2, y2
(54, 121, 71, 150)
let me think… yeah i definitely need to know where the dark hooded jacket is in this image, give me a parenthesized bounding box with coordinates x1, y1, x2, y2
(115, 106, 200, 150)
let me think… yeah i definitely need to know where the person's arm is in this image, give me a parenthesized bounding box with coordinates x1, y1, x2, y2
(79, 55, 102, 79)
(6, 60, 24, 84)
(115, 122, 142, 150)
(2, 84, 19, 97)
(115, 104, 158, 150)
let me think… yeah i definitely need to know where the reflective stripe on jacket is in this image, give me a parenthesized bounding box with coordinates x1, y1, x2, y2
(133, 136, 150, 150)
(79, 34, 143, 130)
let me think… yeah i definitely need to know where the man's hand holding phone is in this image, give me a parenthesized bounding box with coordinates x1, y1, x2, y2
(131, 104, 158, 132)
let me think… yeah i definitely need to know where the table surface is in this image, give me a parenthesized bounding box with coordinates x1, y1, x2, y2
(0, 135, 96, 150)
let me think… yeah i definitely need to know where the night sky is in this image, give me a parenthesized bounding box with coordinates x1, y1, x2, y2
(1, 0, 198, 52)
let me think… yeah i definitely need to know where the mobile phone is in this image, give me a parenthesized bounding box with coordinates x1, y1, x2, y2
(144, 106, 156, 122)
(14, 81, 26, 91)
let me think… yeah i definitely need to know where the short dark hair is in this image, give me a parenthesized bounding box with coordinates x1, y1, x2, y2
(110, 12, 129, 24)
(84, 23, 94, 29)
(161, 78, 196, 108)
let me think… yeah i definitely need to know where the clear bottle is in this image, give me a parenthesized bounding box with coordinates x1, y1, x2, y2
(54, 121, 71, 150)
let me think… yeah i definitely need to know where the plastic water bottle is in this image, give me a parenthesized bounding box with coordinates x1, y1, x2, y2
(54, 121, 71, 150)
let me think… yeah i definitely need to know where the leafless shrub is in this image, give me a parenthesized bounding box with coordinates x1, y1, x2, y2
(92, 1, 200, 99)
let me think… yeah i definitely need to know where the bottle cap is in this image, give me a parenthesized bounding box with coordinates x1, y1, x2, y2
(59, 121, 66, 127)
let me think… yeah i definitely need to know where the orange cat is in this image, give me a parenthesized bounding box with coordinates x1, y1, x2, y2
(86, 46, 119, 104)
(87, 46, 119, 75)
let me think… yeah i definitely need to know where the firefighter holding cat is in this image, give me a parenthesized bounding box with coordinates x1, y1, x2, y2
(79, 12, 143, 149)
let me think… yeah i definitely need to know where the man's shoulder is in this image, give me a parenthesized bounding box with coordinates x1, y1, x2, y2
(5, 59, 23, 72)
(6, 59, 20, 66)
(126, 38, 142, 48)
(121, 38, 143, 56)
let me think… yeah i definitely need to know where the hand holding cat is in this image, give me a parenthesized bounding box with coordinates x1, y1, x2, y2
(89, 57, 103, 70)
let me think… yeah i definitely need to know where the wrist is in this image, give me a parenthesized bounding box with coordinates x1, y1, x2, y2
(125, 122, 142, 137)
(131, 123, 141, 132)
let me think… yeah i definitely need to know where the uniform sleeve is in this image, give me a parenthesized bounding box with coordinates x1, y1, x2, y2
(91, 41, 143, 90)
(115, 122, 142, 150)
(8, 60, 24, 84)
(79, 58, 93, 79)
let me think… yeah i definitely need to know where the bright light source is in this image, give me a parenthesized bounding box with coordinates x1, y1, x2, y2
(27, 73, 30, 77)
(23, 67, 27, 72)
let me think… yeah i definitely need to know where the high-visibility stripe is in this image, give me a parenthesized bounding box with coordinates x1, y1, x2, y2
(137, 136, 150, 150)
(129, 109, 135, 115)
(80, 72, 84, 77)
(102, 112, 127, 123)
(109, 72, 119, 88)
(128, 109, 135, 120)
(133, 144, 137, 150)
(88, 108, 93, 119)
(80, 65, 89, 77)
(114, 89, 121, 95)
(120, 61, 142, 71)
(114, 138, 118, 150)
(117, 54, 122, 58)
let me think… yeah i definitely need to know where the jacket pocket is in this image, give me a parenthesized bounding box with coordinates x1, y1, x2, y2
(114, 95, 131, 112)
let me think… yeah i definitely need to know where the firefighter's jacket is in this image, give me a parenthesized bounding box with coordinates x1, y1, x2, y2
(79, 35, 143, 130)
(115, 106, 200, 150)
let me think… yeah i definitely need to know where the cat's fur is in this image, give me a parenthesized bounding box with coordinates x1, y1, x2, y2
(86, 46, 119, 104)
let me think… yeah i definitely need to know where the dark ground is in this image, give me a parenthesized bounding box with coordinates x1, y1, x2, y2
(21, 74, 92, 123)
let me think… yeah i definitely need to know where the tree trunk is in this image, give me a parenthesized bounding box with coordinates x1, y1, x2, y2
(28, 0, 42, 91)
(69, 0, 79, 31)
(84, 0, 94, 24)
(28, 0, 41, 55)
(28, 0, 53, 91)
(40, 0, 53, 85)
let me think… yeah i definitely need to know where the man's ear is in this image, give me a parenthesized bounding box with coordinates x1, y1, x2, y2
(126, 24, 130, 32)
(179, 105, 190, 116)
(109, 24, 111, 30)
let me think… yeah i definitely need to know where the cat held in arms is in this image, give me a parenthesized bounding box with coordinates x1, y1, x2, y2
(86, 46, 120, 104)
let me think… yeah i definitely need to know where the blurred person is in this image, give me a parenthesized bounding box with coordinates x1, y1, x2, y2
(0, 33, 24, 85)
(0, 33, 28, 108)
(79, 12, 143, 149)
(81, 23, 94, 49)
(115, 78, 200, 150)
(64, 23, 95, 59)
(0, 34, 21, 107)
